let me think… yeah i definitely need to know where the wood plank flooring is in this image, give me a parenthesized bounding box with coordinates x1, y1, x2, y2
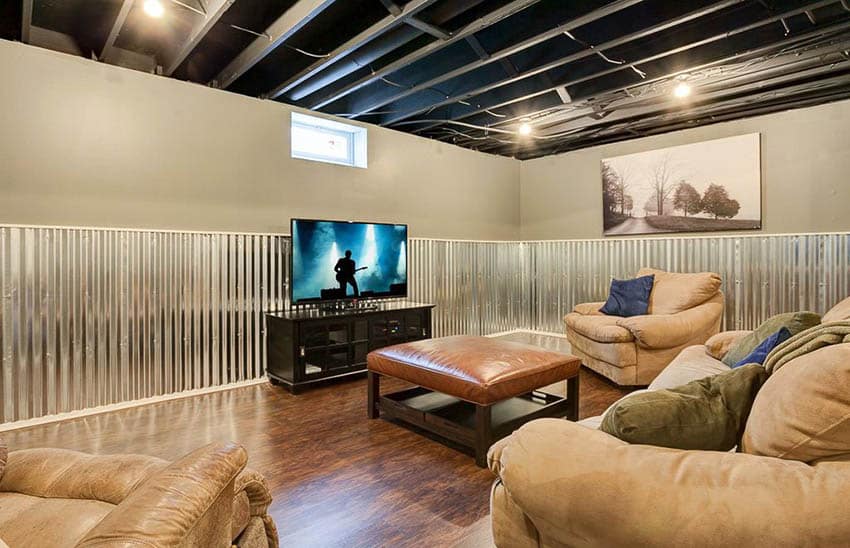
(1, 333, 632, 547)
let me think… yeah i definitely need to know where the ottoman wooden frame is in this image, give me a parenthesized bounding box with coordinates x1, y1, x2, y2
(367, 335, 581, 467)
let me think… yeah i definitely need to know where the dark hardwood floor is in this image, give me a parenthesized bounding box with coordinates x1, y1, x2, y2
(1, 333, 631, 547)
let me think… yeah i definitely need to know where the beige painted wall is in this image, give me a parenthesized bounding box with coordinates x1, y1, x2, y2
(520, 98, 850, 240)
(0, 40, 520, 240)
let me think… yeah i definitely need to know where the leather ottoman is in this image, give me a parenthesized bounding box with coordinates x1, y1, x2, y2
(367, 335, 581, 466)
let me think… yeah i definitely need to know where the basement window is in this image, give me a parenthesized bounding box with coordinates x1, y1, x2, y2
(291, 112, 367, 168)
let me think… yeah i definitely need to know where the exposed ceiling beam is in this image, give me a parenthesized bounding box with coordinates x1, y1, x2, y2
(21, 0, 32, 43)
(404, 17, 451, 40)
(212, 0, 337, 89)
(475, 17, 850, 134)
(346, 0, 648, 120)
(379, 0, 746, 127)
(100, 0, 134, 62)
(408, 0, 840, 134)
(264, 0, 438, 100)
(306, 0, 542, 110)
(464, 35, 490, 60)
(378, 0, 402, 17)
(163, 0, 236, 75)
(515, 71, 850, 158)
(446, 24, 850, 153)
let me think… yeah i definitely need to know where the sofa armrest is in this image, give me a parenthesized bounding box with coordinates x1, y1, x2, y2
(489, 419, 850, 547)
(615, 297, 723, 349)
(570, 302, 606, 316)
(705, 330, 752, 360)
(77, 442, 247, 547)
(233, 469, 279, 547)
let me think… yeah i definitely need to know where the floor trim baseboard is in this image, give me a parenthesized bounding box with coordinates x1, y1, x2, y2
(0, 377, 269, 432)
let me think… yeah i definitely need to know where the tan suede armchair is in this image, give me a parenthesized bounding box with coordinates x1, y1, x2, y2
(0, 441, 279, 548)
(565, 267, 723, 386)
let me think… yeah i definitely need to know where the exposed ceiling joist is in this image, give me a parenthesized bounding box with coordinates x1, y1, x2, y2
(378, 0, 403, 17)
(306, 0, 542, 110)
(213, 0, 337, 89)
(21, 0, 32, 43)
(408, 0, 834, 135)
(464, 35, 489, 60)
(99, 0, 134, 62)
(264, 0, 439, 100)
(163, 0, 236, 75)
(403, 17, 451, 40)
(348, 0, 648, 120)
(378, 0, 744, 125)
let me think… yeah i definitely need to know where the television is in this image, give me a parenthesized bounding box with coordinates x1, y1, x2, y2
(290, 219, 408, 304)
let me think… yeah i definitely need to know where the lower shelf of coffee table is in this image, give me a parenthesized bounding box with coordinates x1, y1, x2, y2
(379, 386, 569, 445)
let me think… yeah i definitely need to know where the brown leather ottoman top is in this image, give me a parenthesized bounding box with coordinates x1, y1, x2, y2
(367, 335, 581, 405)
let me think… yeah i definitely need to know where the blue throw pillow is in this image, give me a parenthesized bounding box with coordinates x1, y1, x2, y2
(732, 327, 792, 369)
(599, 275, 654, 317)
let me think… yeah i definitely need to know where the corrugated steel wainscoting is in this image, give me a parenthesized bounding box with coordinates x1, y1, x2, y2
(2, 227, 849, 423)
(0, 227, 289, 423)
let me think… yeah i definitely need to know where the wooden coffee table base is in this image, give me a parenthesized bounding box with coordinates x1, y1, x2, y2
(367, 371, 579, 467)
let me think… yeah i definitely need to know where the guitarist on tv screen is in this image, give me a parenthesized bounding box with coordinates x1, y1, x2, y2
(334, 250, 367, 297)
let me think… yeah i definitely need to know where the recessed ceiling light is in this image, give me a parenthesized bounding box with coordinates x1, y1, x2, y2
(518, 123, 533, 136)
(673, 82, 691, 98)
(144, 0, 165, 18)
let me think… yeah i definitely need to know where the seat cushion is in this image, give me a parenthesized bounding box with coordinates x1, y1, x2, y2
(566, 330, 637, 367)
(565, 313, 635, 343)
(742, 343, 850, 462)
(649, 345, 730, 390)
(0, 492, 113, 548)
(637, 268, 721, 315)
(367, 335, 580, 405)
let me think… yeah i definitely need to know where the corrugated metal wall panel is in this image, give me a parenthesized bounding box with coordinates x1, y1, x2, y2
(2, 227, 848, 423)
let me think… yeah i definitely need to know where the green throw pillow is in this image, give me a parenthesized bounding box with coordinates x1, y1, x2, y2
(722, 312, 821, 367)
(600, 364, 768, 451)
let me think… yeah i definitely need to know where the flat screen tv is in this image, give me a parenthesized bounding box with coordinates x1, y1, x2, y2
(290, 219, 408, 304)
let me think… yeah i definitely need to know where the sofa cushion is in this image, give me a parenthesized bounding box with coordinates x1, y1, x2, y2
(704, 330, 751, 361)
(565, 313, 635, 343)
(722, 312, 821, 367)
(0, 492, 114, 548)
(566, 330, 637, 366)
(637, 267, 721, 315)
(742, 343, 850, 463)
(601, 364, 767, 451)
(648, 345, 730, 391)
(823, 296, 850, 323)
(599, 275, 654, 317)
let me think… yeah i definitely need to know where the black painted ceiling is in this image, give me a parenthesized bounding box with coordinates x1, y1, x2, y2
(5, 0, 850, 159)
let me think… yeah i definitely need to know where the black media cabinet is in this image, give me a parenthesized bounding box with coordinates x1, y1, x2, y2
(265, 301, 434, 394)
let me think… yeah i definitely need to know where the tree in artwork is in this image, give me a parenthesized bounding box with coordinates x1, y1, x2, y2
(673, 181, 703, 217)
(702, 183, 741, 219)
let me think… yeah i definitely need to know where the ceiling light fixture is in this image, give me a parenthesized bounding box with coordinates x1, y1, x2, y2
(518, 123, 533, 136)
(144, 0, 165, 18)
(673, 82, 692, 98)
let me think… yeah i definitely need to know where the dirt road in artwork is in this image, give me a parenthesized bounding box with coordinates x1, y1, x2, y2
(604, 217, 668, 236)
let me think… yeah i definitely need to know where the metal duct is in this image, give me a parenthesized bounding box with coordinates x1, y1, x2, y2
(2, 226, 848, 424)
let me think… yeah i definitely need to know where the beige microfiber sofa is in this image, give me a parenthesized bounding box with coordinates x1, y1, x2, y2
(489, 296, 850, 547)
(0, 440, 278, 548)
(565, 267, 723, 386)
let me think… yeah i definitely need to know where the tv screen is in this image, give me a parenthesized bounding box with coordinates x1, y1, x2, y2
(291, 219, 408, 304)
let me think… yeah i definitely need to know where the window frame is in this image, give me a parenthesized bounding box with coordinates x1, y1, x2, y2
(290, 112, 367, 168)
